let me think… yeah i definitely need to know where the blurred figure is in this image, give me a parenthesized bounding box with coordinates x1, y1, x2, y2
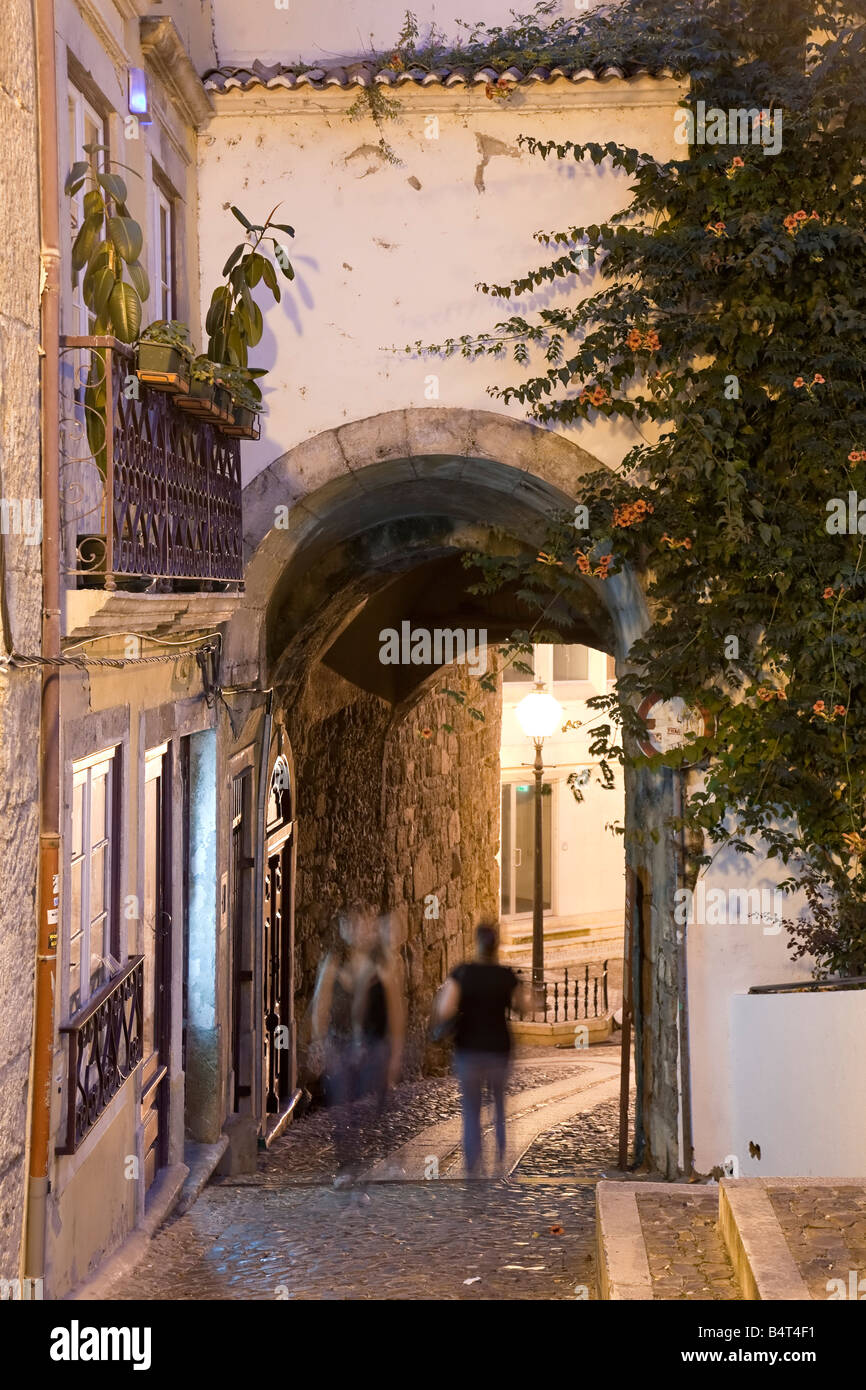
(433, 921, 530, 1176)
(312, 909, 363, 1182)
(311, 906, 406, 1183)
(357, 913, 405, 1112)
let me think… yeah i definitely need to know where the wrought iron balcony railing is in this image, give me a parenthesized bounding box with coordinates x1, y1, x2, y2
(59, 336, 243, 590)
(57, 955, 144, 1154)
(510, 961, 610, 1023)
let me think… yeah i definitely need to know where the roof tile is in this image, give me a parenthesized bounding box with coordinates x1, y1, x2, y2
(202, 58, 670, 96)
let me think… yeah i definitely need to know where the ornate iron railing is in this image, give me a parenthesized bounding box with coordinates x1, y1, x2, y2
(57, 955, 144, 1154)
(59, 336, 243, 589)
(510, 961, 610, 1023)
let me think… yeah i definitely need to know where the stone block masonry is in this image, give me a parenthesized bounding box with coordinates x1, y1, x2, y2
(285, 663, 501, 1076)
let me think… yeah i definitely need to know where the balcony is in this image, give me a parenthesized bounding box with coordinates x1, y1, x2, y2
(57, 955, 144, 1155)
(59, 336, 245, 638)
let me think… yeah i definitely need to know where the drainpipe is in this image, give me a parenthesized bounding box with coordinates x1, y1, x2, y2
(674, 770, 694, 1176)
(25, 0, 62, 1289)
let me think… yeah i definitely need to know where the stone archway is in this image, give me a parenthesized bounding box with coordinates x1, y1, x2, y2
(227, 407, 683, 1175)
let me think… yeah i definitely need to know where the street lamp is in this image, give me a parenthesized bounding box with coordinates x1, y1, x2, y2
(515, 680, 563, 1007)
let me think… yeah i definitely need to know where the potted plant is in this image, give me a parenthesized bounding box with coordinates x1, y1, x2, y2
(136, 321, 193, 393)
(219, 364, 266, 439)
(65, 145, 150, 474)
(176, 356, 232, 420)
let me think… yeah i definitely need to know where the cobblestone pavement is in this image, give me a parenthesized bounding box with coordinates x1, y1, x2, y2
(102, 1181, 600, 1301)
(99, 1052, 624, 1301)
(514, 1095, 624, 1179)
(636, 1190, 742, 1300)
(226, 1059, 591, 1187)
(769, 1185, 866, 1300)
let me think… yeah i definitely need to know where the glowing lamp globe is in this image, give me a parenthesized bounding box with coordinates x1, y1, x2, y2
(516, 683, 563, 741)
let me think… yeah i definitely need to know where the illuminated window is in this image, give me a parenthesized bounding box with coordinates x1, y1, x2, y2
(552, 644, 589, 682)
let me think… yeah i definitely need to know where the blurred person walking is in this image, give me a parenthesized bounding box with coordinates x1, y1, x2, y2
(312, 907, 405, 1183)
(358, 913, 405, 1113)
(433, 921, 530, 1176)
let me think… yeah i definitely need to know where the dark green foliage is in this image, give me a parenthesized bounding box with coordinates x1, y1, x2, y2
(420, 0, 866, 976)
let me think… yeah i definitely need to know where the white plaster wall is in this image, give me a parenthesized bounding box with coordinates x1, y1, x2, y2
(196, 77, 685, 485)
(729, 991, 866, 1177)
(212, 0, 604, 66)
(500, 645, 624, 922)
(687, 842, 812, 1175)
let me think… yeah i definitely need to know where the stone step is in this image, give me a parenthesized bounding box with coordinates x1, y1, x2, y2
(597, 1176, 866, 1300)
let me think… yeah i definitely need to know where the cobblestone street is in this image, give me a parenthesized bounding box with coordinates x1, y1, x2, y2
(97, 1048, 627, 1301)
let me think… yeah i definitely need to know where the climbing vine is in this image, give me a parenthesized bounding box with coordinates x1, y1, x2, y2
(408, 0, 866, 977)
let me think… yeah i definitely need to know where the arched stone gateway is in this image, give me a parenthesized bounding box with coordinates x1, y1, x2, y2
(227, 408, 683, 1177)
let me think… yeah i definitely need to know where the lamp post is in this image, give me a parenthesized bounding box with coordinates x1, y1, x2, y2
(515, 681, 563, 1009)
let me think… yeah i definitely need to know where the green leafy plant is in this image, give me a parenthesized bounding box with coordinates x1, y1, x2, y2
(205, 204, 294, 371)
(66, 144, 150, 474)
(415, 0, 866, 977)
(190, 355, 225, 385)
(217, 363, 266, 412)
(66, 144, 149, 341)
(137, 319, 195, 358)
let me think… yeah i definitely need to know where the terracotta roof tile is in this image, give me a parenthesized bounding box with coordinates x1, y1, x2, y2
(202, 59, 670, 96)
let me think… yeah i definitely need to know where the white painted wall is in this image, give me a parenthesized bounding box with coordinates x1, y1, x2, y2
(687, 842, 813, 1174)
(212, 0, 603, 66)
(729, 991, 866, 1177)
(500, 644, 624, 924)
(196, 76, 684, 485)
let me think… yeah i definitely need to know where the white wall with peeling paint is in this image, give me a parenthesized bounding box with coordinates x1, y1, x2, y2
(197, 77, 685, 486)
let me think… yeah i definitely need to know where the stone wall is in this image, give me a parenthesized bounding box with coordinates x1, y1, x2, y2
(285, 663, 501, 1074)
(0, 0, 42, 1277)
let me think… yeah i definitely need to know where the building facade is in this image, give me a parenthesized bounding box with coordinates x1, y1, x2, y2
(2, 0, 857, 1301)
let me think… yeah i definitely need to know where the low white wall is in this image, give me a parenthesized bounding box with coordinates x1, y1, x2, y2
(687, 843, 810, 1174)
(729, 990, 866, 1177)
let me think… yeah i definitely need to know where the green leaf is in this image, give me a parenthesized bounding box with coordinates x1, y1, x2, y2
(87, 266, 116, 320)
(222, 245, 245, 277)
(97, 172, 128, 203)
(230, 206, 253, 230)
(64, 161, 89, 194)
(246, 299, 263, 347)
(260, 257, 280, 300)
(82, 189, 104, 221)
(107, 215, 143, 264)
(126, 260, 150, 302)
(71, 214, 103, 274)
(107, 280, 141, 343)
(270, 223, 295, 237)
(205, 285, 230, 338)
(243, 253, 262, 286)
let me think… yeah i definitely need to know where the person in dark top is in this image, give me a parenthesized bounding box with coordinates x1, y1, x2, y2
(433, 921, 530, 1176)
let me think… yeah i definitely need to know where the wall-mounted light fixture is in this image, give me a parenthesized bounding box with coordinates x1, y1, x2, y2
(128, 68, 152, 125)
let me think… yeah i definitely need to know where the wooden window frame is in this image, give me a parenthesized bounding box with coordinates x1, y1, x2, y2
(68, 745, 121, 1019)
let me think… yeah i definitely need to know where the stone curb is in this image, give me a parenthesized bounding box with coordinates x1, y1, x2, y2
(719, 1178, 866, 1302)
(596, 1181, 671, 1300)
